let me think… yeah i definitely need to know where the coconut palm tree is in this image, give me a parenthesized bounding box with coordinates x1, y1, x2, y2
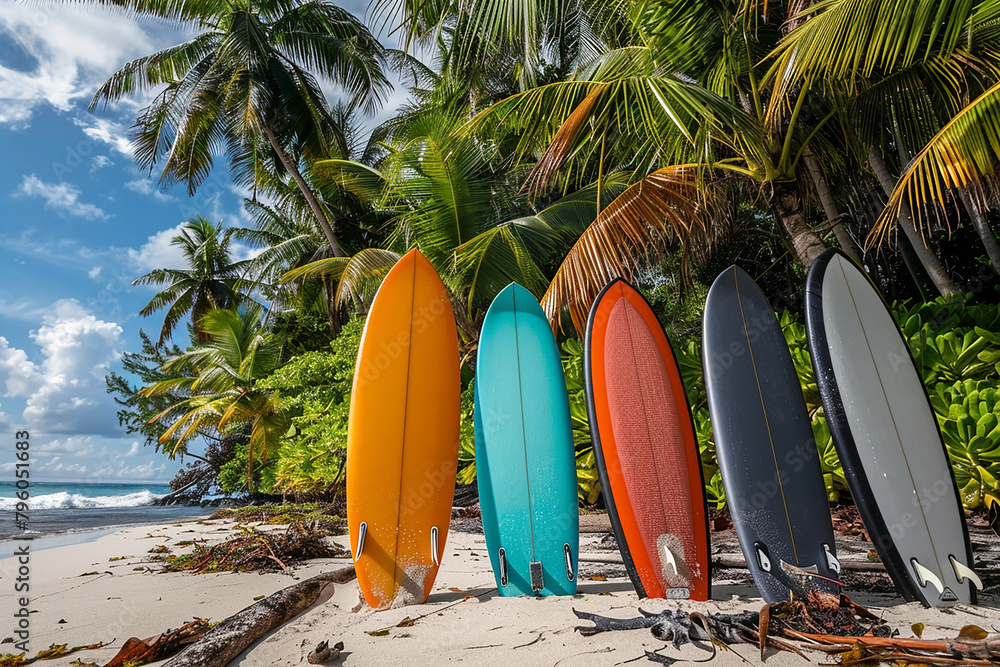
(285, 110, 629, 345)
(89, 0, 391, 256)
(766, 0, 1000, 289)
(140, 304, 287, 484)
(452, 1, 857, 328)
(380, 0, 632, 94)
(134, 217, 252, 345)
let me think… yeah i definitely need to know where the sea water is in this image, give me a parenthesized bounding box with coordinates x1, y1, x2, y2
(0, 481, 211, 541)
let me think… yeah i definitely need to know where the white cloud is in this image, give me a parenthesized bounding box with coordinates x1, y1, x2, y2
(14, 174, 109, 220)
(33, 435, 95, 459)
(127, 222, 188, 273)
(0, 338, 43, 397)
(90, 155, 113, 172)
(0, 2, 178, 126)
(0, 299, 48, 323)
(75, 117, 135, 157)
(125, 178, 175, 202)
(88, 266, 102, 280)
(0, 99, 33, 127)
(0, 300, 123, 436)
(91, 459, 168, 480)
(0, 435, 172, 481)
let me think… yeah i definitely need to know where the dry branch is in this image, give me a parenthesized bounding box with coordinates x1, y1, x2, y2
(713, 553, 887, 572)
(164, 565, 356, 667)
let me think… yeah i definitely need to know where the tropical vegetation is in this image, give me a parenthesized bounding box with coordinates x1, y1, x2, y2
(100, 0, 1000, 511)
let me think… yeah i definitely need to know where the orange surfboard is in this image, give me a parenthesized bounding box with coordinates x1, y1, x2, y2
(585, 279, 710, 600)
(347, 249, 460, 609)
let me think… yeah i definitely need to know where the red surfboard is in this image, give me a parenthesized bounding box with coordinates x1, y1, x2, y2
(584, 278, 710, 600)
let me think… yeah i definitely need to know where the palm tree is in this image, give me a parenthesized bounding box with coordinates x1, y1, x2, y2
(89, 0, 391, 256)
(140, 305, 287, 484)
(381, 0, 630, 94)
(285, 110, 628, 345)
(134, 217, 252, 345)
(450, 2, 854, 328)
(766, 0, 1000, 290)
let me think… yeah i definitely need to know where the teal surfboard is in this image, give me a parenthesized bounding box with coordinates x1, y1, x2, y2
(475, 283, 579, 596)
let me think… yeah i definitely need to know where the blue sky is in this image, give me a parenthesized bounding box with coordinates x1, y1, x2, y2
(0, 0, 409, 483)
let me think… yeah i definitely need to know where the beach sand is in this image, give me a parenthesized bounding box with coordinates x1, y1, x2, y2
(1, 514, 997, 666)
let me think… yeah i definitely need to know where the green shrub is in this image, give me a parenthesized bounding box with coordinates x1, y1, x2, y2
(931, 379, 1000, 508)
(258, 317, 364, 498)
(561, 339, 600, 503)
(218, 443, 276, 494)
(457, 384, 477, 485)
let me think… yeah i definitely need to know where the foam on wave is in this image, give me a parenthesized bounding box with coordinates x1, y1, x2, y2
(0, 490, 163, 510)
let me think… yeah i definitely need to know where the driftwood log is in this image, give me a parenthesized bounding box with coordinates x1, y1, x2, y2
(577, 551, 889, 571)
(713, 553, 887, 572)
(164, 565, 356, 667)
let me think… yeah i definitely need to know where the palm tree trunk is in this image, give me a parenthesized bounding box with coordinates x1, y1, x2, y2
(804, 154, 862, 263)
(957, 188, 1000, 273)
(894, 223, 934, 300)
(263, 126, 343, 257)
(770, 179, 827, 266)
(867, 149, 960, 296)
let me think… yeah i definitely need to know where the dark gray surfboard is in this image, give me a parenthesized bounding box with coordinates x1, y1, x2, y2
(806, 249, 980, 606)
(703, 266, 841, 603)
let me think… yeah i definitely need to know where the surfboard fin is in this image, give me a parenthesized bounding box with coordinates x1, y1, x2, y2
(530, 560, 544, 591)
(498, 548, 508, 587)
(661, 543, 678, 577)
(564, 543, 575, 582)
(754, 542, 772, 573)
(823, 544, 841, 576)
(950, 555, 983, 591)
(354, 522, 367, 562)
(431, 526, 439, 566)
(911, 558, 944, 594)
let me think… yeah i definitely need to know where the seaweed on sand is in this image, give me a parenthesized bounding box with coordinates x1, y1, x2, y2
(162, 522, 348, 573)
(210, 503, 345, 532)
(574, 591, 1000, 665)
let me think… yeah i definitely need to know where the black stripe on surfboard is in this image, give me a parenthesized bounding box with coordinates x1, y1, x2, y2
(805, 248, 976, 606)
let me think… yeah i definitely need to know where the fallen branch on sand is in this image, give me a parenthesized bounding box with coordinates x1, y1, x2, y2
(712, 553, 887, 572)
(164, 565, 356, 667)
(574, 591, 1000, 666)
(785, 628, 1000, 665)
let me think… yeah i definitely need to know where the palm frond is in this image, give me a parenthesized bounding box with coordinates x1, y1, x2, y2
(315, 159, 388, 202)
(465, 46, 750, 192)
(453, 221, 554, 310)
(333, 248, 401, 310)
(541, 165, 709, 333)
(873, 78, 1000, 244)
(90, 32, 221, 109)
(768, 0, 977, 97)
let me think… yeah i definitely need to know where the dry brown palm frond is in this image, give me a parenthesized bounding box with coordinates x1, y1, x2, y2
(524, 85, 605, 195)
(541, 165, 714, 334)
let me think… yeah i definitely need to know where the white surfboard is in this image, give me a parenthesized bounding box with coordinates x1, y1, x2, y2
(805, 250, 980, 606)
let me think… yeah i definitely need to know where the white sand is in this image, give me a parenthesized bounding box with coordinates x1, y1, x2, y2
(0, 516, 996, 666)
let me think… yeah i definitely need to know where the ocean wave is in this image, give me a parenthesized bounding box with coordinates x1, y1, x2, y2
(0, 490, 163, 510)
